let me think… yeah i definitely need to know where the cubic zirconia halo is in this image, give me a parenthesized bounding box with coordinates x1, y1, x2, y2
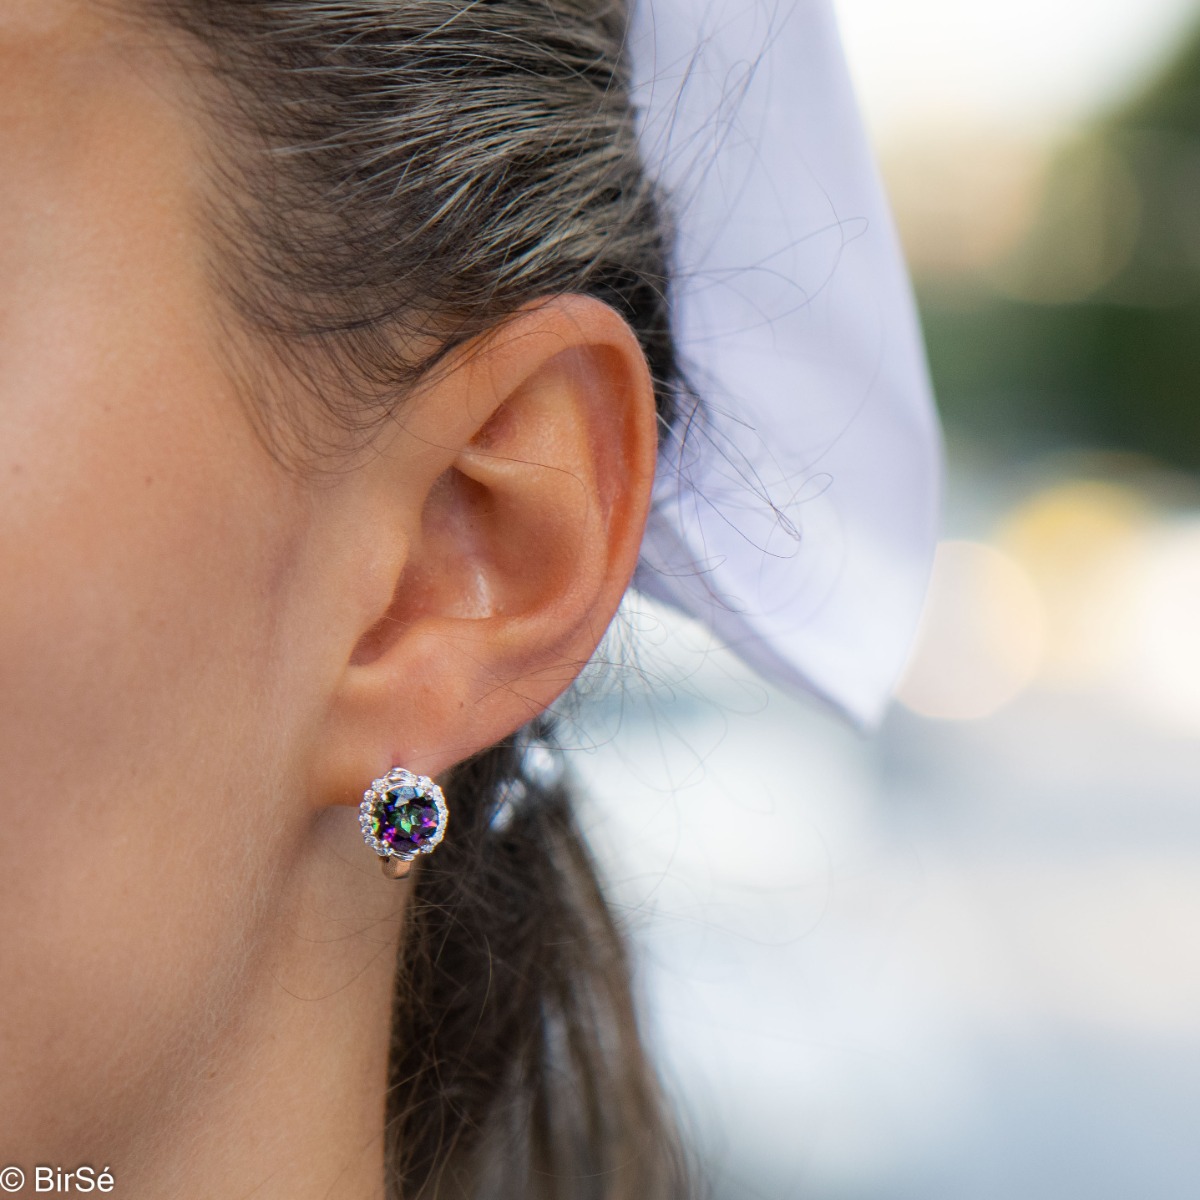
(359, 768, 448, 863)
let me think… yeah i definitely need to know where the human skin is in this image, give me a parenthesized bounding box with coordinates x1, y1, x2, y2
(0, 3, 658, 1195)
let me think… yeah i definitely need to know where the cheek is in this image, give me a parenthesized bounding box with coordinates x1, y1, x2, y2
(0, 363, 296, 1132)
(0, 342, 306, 1153)
(0, 40, 317, 1154)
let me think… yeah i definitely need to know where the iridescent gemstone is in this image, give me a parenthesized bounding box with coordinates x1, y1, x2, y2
(363, 777, 446, 860)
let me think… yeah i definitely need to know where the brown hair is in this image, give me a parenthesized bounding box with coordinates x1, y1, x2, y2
(141, 1, 690, 1196)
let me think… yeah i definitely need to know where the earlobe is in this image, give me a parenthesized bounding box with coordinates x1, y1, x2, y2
(317, 295, 659, 800)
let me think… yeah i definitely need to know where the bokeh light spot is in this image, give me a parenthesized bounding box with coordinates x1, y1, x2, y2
(898, 540, 1046, 720)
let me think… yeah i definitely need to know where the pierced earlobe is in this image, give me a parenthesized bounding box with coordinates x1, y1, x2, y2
(359, 768, 448, 880)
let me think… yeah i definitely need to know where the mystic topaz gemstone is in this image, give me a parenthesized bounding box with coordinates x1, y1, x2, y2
(372, 784, 440, 856)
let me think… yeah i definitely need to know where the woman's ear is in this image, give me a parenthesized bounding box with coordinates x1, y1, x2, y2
(314, 294, 659, 801)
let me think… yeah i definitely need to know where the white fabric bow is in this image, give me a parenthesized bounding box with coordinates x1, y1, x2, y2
(630, 0, 943, 728)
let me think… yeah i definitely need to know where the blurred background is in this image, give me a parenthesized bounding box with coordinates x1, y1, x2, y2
(567, 3, 1200, 1197)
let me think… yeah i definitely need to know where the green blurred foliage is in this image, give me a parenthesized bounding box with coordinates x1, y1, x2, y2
(920, 19, 1200, 468)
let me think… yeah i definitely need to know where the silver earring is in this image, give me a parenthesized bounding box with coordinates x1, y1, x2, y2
(359, 768, 449, 879)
